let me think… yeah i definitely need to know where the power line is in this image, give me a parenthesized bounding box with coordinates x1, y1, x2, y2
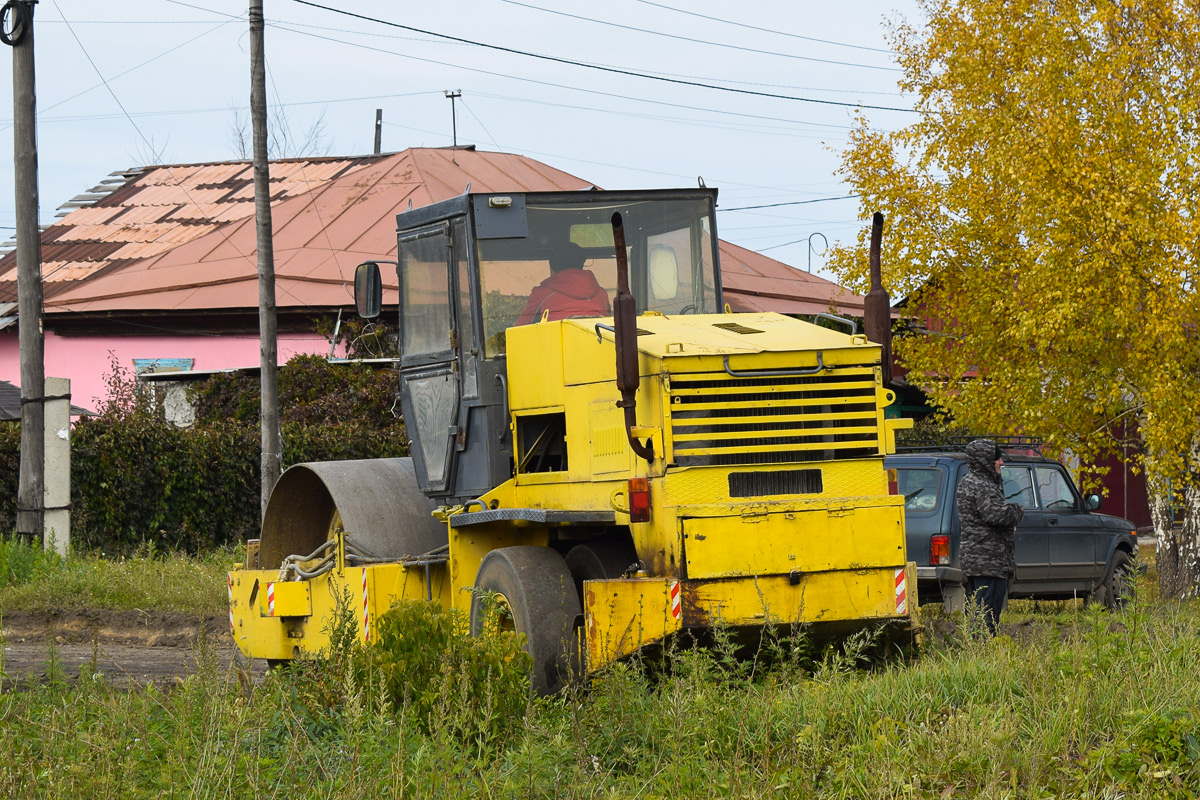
(0, 90, 441, 127)
(263, 22, 902, 135)
(463, 91, 857, 142)
(287, 0, 915, 114)
(723, 195, 862, 211)
(0, 18, 237, 133)
(500, 0, 900, 72)
(632, 0, 898, 55)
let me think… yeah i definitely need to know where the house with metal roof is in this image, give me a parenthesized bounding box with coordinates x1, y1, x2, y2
(0, 146, 868, 410)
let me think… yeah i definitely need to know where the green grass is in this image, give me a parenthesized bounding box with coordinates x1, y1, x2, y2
(0, 536, 233, 616)
(1, 565, 1198, 799)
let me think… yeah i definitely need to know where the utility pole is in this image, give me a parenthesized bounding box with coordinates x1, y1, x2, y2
(249, 0, 280, 519)
(4, 0, 44, 544)
(373, 108, 382, 154)
(444, 89, 461, 147)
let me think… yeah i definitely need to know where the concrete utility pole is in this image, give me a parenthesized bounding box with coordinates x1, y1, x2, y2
(43, 377, 69, 555)
(250, 0, 280, 519)
(4, 0, 44, 543)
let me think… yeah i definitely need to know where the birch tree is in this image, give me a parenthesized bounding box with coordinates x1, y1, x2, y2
(829, 0, 1200, 596)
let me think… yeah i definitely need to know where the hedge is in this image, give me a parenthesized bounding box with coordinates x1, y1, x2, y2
(0, 355, 409, 553)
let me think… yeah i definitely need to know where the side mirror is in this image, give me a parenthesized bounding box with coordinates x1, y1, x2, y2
(355, 261, 382, 320)
(1085, 494, 1102, 511)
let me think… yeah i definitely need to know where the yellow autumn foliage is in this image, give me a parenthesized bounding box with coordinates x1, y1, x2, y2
(830, 0, 1200, 494)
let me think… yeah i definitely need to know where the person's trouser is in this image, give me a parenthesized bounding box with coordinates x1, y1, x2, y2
(966, 576, 1009, 636)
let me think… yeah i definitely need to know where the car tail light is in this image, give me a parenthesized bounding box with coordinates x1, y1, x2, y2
(930, 535, 950, 566)
(887, 468, 899, 496)
(629, 477, 651, 523)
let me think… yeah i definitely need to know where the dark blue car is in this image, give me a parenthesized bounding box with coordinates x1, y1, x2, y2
(886, 451, 1138, 609)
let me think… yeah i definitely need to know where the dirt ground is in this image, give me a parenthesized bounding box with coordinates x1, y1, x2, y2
(1, 609, 265, 689)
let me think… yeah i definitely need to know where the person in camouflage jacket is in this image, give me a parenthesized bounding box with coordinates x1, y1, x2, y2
(956, 438, 1025, 635)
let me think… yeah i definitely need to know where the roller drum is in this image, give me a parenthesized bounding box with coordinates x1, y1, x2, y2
(259, 458, 446, 569)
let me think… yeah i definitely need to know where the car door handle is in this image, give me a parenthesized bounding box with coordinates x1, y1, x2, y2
(1048, 517, 1058, 526)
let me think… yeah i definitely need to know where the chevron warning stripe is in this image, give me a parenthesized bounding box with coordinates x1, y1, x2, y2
(894, 568, 908, 615)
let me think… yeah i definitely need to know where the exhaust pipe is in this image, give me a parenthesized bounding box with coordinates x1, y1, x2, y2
(611, 212, 654, 462)
(863, 211, 892, 384)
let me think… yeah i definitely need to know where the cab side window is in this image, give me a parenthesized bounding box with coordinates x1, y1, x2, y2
(1000, 466, 1037, 508)
(1035, 467, 1077, 510)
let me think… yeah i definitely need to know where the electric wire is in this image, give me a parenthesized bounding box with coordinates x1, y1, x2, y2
(0, 17, 238, 133)
(263, 60, 355, 303)
(723, 196, 862, 211)
(632, 0, 898, 55)
(62, 11, 910, 141)
(500, 0, 900, 72)
(260, 22, 902, 142)
(465, 90, 860, 133)
(47, 2, 312, 310)
(287, 0, 915, 113)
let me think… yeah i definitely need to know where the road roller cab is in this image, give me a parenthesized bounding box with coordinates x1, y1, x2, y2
(229, 188, 917, 695)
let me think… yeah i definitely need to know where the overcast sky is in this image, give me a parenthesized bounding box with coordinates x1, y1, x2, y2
(0, 0, 921, 279)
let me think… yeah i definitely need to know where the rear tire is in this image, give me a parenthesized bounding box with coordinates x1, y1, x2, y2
(1101, 549, 1135, 610)
(564, 540, 638, 603)
(469, 547, 582, 696)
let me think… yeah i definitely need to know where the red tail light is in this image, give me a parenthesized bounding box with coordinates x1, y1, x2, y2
(930, 535, 950, 566)
(629, 477, 651, 523)
(887, 468, 899, 496)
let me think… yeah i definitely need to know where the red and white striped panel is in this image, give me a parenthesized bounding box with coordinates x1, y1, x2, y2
(227, 574, 234, 632)
(267, 582, 275, 616)
(894, 568, 908, 615)
(669, 580, 682, 621)
(362, 569, 370, 643)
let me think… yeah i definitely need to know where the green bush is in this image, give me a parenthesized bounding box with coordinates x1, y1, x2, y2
(365, 599, 531, 740)
(0, 534, 61, 586)
(0, 354, 409, 552)
(281, 596, 531, 748)
(0, 421, 17, 534)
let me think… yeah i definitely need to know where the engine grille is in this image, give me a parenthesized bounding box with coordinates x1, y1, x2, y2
(668, 367, 880, 467)
(728, 469, 823, 498)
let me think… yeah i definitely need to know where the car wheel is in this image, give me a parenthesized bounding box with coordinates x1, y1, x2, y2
(1101, 549, 1134, 610)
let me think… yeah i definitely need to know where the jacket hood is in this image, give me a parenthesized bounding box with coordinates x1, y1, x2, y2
(542, 268, 605, 300)
(966, 439, 1000, 474)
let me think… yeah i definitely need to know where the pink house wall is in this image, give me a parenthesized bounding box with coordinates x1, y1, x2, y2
(0, 330, 338, 413)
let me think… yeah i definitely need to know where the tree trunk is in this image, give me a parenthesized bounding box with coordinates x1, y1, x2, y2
(1149, 451, 1200, 599)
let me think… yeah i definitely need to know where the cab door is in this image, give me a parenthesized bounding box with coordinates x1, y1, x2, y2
(398, 223, 461, 494)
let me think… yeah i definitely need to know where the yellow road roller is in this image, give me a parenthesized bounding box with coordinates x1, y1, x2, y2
(229, 188, 916, 694)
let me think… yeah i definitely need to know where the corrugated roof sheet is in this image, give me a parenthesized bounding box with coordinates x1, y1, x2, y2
(0, 147, 864, 320)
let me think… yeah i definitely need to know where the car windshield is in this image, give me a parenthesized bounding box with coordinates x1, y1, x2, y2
(898, 468, 941, 512)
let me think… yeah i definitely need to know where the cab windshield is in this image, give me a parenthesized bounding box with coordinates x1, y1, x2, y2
(476, 196, 718, 356)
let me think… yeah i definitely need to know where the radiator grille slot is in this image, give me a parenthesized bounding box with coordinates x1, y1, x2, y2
(729, 469, 822, 498)
(669, 367, 880, 467)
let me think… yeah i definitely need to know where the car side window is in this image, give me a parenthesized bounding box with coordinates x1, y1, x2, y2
(898, 468, 941, 512)
(1035, 466, 1077, 511)
(1000, 466, 1037, 508)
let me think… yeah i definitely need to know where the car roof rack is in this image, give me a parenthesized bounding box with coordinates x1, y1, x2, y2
(895, 434, 1045, 455)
